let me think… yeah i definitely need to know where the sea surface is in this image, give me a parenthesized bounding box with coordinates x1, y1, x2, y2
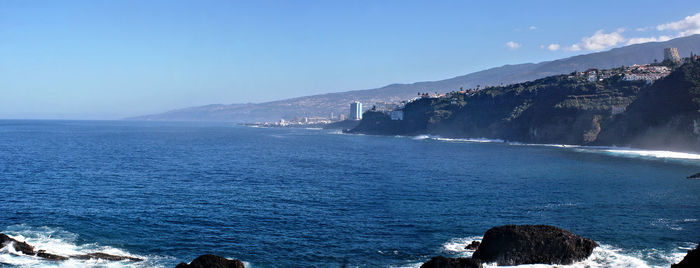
(0, 120, 699, 267)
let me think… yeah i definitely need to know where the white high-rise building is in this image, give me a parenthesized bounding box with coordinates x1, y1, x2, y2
(350, 101, 362, 120)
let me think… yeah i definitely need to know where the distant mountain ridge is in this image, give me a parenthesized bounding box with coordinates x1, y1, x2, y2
(131, 34, 700, 122)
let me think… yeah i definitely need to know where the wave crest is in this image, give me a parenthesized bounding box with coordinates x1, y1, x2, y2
(440, 236, 693, 268)
(0, 225, 165, 267)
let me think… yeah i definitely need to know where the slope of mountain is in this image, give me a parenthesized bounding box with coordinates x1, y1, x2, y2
(131, 35, 700, 123)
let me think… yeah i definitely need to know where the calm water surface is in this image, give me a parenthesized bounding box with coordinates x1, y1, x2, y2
(0, 120, 698, 267)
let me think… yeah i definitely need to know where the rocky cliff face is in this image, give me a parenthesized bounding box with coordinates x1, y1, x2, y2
(597, 61, 700, 151)
(350, 61, 700, 152)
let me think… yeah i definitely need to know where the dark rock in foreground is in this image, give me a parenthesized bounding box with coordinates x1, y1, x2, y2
(1, 233, 141, 262)
(1, 233, 35, 255)
(672, 244, 700, 268)
(176, 254, 245, 268)
(687, 173, 700, 179)
(471, 225, 598, 265)
(465, 241, 480, 250)
(420, 256, 482, 268)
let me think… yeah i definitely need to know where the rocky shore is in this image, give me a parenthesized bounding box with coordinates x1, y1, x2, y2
(421, 225, 597, 268)
(2, 227, 696, 267)
(672, 244, 700, 267)
(0, 233, 142, 262)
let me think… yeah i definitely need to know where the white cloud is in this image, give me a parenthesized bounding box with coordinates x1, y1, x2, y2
(542, 12, 700, 52)
(529, 26, 537, 30)
(626, 35, 672, 45)
(506, 41, 521, 50)
(657, 12, 700, 37)
(568, 29, 626, 51)
(622, 12, 700, 46)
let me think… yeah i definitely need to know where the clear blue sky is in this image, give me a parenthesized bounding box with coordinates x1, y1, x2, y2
(1, 0, 698, 119)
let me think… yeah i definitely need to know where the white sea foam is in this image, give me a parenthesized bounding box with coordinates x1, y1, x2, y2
(396, 131, 700, 162)
(388, 262, 423, 268)
(407, 134, 505, 143)
(439, 237, 693, 268)
(477, 245, 674, 268)
(0, 225, 165, 267)
(412, 135, 431, 140)
(434, 137, 505, 143)
(484, 139, 700, 162)
(598, 149, 700, 160)
(508, 142, 581, 148)
(651, 218, 684, 231)
(441, 236, 482, 257)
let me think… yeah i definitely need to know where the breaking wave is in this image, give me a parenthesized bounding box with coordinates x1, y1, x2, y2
(433, 137, 505, 143)
(406, 134, 504, 143)
(438, 236, 692, 268)
(398, 133, 700, 163)
(412, 135, 431, 140)
(0, 225, 167, 267)
(441, 236, 483, 256)
(586, 148, 700, 161)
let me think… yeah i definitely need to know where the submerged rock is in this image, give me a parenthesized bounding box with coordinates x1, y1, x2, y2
(687, 173, 700, 179)
(672, 244, 700, 268)
(37, 250, 69, 261)
(420, 256, 482, 268)
(0, 233, 35, 255)
(471, 225, 598, 265)
(175, 254, 245, 268)
(71, 252, 142, 261)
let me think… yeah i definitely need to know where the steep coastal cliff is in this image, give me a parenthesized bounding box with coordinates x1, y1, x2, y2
(597, 61, 700, 151)
(349, 61, 700, 151)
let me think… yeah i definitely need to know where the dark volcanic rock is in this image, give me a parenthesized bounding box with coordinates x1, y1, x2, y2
(672, 244, 700, 268)
(471, 225, 598, 265)
(37, 250, 69, 261)
(420, 256, 482, 268)
(71, 252, 142, 261)
(687, 173, 700, 179)
(465, 241, 480, 250)
(0, 233, 35, 255)
(175, 254, 245, 268)
(1, 233, 140, 262)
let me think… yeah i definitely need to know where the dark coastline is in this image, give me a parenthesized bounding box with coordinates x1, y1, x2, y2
(347, 60, 700, 153)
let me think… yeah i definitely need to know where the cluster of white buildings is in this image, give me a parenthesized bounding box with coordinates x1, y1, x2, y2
(621, 64, 671, 84)
(571, 63, 671, 84)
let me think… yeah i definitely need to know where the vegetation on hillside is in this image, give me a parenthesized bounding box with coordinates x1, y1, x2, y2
(352, 60, 700, 151)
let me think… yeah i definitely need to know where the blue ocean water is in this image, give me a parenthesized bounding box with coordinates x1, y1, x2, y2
(0, 120, 698, 267)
